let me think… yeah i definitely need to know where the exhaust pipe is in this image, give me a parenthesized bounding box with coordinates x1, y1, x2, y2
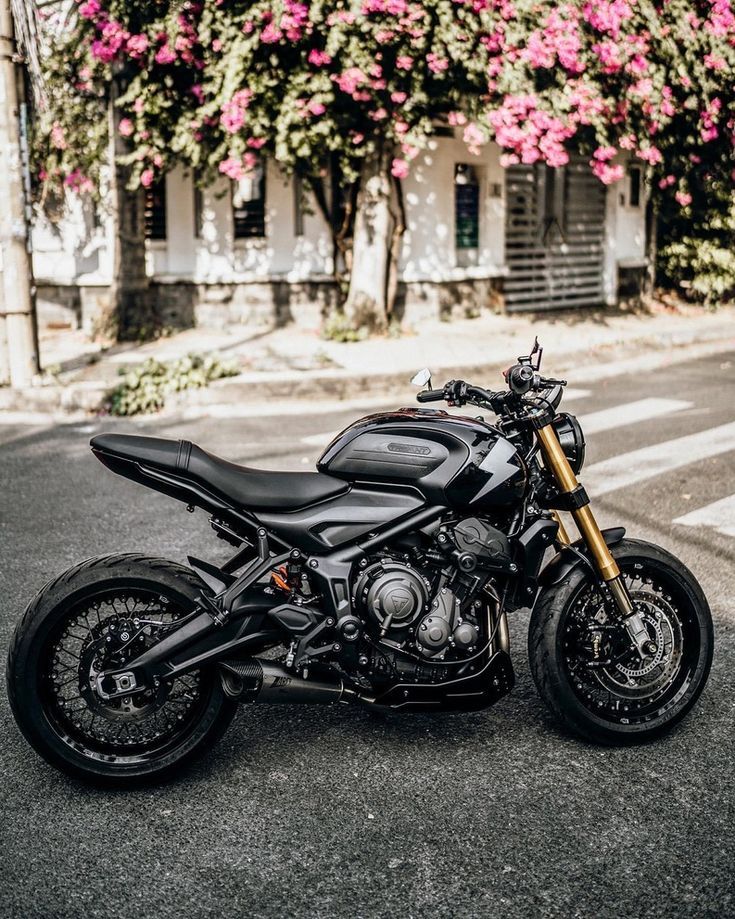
(220, 660, 354, 705)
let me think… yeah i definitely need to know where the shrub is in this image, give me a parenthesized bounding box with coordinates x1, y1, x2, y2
(105, 353, 239, 416)
(658, 239, 735, 306)
(657, 176, 735, 307)
(321, 312, 368, 343)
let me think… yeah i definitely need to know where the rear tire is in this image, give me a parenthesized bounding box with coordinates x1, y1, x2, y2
(528, 539, 713, 745)
(6, 554, 237, 784)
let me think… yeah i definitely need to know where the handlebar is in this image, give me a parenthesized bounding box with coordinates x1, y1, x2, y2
(416, 389, 447, 403)
(415, 363, 567, 415)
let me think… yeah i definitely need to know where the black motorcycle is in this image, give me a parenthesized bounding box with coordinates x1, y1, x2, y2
(7, 342, 713, 783)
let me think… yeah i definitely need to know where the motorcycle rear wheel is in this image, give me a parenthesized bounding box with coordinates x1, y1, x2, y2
(6, 554, 237, 784)
(528, 538, 713, 745)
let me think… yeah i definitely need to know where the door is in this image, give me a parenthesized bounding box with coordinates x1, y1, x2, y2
(504, 156, 606, 311)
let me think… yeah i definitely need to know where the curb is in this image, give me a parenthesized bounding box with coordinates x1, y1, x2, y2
(1, 318, 734, 416)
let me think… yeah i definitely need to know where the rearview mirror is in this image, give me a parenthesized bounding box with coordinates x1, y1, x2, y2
(411, 368, 432, 389)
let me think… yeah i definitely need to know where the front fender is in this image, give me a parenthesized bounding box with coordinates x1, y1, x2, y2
(539, 526, 626, 587)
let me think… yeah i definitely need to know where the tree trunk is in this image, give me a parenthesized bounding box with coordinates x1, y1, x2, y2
(643, 195, 658, 303)
(107, 74, 149, 341)
(0, 0, 39, 387)
(343, 144, 394, 331)
(385, 173, 406, 320)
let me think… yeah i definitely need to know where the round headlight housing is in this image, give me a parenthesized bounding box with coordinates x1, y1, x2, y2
(552, 412, 586, 475)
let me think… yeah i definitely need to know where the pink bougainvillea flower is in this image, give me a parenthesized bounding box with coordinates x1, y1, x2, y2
(593, 145, 617, 161)
(118, 118, 134, 137)
(126, 34, 149, 58)
(427, 53, 449, 74)
(334, 67, 368, 94)
(463, 122, 485, 154)
(64, 169, 94, 194)
(140, 168, 155, 187)
(637, 145, 662, 165)
(50, 122, 66, 150)
(391, 158, 410, 179)
(308, 49, 332, 67)
(79, 0, 101, 20)
(675, 191, 693, 206)
(155, 43, 177, 65)
(220, 89, 253, 133)
(591, 160, 624, 183)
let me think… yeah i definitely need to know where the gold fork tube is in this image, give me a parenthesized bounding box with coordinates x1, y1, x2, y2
(536, 424, 621, 583)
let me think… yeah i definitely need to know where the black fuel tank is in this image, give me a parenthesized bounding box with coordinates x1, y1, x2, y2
(317, 408, 527, 510)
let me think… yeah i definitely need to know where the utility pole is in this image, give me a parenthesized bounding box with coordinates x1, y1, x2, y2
(0, 0, 39, 388)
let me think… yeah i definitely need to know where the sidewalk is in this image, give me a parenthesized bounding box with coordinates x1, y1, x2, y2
(2, 302, 733, 415)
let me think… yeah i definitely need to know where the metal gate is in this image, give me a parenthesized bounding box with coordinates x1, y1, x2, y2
(504, 156, 606, 311)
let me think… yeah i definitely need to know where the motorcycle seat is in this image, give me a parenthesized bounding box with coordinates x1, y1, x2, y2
(90, 433, 350, 511)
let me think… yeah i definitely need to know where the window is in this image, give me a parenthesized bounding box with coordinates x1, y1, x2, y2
(144, 177, 167, 240)
(628, 165, 642, 208)
(455, 163, 479, 266)
(232, 159, 266, 239)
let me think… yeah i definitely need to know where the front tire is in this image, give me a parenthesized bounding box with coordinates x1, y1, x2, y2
(6, 554, 237, 784)
(528, 539, 713, 745)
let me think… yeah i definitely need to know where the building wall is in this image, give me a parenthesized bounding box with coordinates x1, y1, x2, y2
(32, 138, 647, 331)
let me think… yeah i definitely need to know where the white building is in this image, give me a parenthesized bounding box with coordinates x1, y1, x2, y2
(33, 134, 648, 333)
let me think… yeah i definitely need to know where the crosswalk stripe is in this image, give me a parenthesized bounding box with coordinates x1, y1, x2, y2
(584, 421, 735, 497)
(301, 430, 339, 447)
(300, 388, 593, 447)
(673, 494, 735, 538)
(578, 398, 692, 435)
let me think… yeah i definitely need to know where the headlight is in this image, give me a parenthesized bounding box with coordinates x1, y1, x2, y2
(552, 413, 586, 474)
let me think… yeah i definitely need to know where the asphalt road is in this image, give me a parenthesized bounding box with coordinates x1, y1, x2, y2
(1, 348, 734, 919)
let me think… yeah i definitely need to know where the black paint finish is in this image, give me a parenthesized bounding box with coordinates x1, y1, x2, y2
(318, 408, 527, 510)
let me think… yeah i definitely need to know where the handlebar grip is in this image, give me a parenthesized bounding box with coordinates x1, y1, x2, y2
(416, 389, 446, 403)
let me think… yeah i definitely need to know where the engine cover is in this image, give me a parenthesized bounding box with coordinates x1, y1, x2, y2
(355, 561, 430, 632)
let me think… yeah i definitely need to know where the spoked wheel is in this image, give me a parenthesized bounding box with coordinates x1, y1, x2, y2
(7, 555, 237, 783)
(529, 539, 713, 744)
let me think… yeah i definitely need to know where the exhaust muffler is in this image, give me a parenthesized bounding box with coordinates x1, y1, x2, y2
(219, 660, 353, 704)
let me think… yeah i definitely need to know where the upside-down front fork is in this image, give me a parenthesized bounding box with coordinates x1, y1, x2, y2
(537, 424, 653, 659)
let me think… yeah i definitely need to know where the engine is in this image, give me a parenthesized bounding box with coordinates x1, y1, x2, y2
(271, 516, 510, 690)
(355, 557, 481, 660)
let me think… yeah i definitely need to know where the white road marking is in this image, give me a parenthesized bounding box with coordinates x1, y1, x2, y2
(584, 421, 735, 497)
(299, 388, 592, 447)
(579, 398, 692, 435)
(556, 388, 591, 402)
(301, 430, 340, 447)
(673, 494, 735, 538)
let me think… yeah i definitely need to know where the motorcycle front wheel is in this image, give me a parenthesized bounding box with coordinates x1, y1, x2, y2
(529, 538, 713, 745)
(6, 554, 237, 784)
